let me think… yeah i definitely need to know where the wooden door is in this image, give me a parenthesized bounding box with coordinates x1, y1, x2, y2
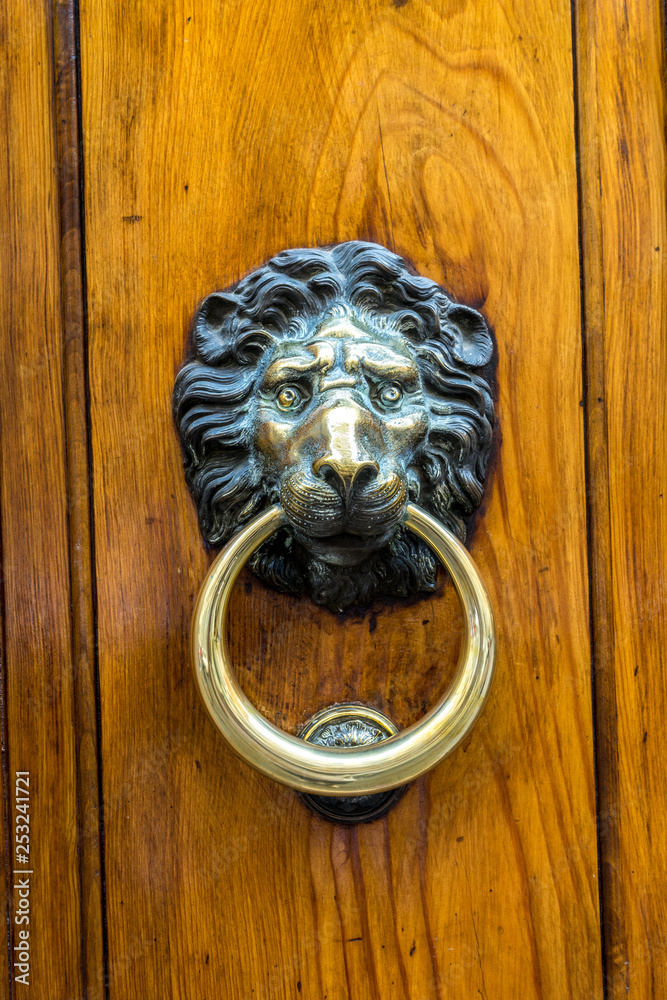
(1, 1, 665, 998)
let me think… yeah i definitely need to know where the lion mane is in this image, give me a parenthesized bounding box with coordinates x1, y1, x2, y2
(173, 241, 495, 611)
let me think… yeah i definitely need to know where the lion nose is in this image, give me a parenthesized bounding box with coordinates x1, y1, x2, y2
(313, 455, 379, 498)
(311, 403, 381, 501)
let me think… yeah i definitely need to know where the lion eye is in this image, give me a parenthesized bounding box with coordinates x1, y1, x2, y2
(378, 383, 403, 408)
(276, 385, 302, 410)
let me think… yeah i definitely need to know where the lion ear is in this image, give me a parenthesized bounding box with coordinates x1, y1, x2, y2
(444, 304, 493, 368)
(193, 292, 239, 364)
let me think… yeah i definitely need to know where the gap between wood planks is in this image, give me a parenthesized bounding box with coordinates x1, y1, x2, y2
(51, 1, 108, 997)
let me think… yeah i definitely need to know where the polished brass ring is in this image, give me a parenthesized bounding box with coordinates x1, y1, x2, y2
(191, 504, 496, 796)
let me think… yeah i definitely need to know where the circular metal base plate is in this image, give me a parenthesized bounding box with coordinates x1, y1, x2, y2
(299, 705, 407, 824)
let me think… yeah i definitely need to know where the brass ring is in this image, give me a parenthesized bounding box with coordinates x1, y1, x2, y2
(191, 503, 496, 795)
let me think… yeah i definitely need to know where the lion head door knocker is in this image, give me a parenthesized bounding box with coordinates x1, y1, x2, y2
(173, 242, 496, 822)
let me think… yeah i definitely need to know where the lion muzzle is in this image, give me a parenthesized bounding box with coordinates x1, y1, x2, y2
(279, 401, 409, 548)
(280, 467, 408, 541)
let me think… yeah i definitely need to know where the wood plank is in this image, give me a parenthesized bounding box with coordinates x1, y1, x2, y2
(52, 0, 107, 995)
(0, 2, 84, 997)
(80, 1, 601, 997)
(574, 0, 667, 995)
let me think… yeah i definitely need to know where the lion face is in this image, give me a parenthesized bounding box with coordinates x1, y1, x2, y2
(255, 318, 428, 567)
(173, 242, 495, 611)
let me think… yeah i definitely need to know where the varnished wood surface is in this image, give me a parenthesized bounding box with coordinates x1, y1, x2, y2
(575, 0, 667, 995)
(0, 2, 84, 997)
(2, 0, 666, 997)
(79, 1, 600, 998)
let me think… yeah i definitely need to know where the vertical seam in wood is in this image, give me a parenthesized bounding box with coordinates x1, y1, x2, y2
(51, 1, 109, 998)
(74, 1, 111, 991)
(73, 1, 111, 991)
(569, 4, 608, 996)
(571, 0, 626, 996)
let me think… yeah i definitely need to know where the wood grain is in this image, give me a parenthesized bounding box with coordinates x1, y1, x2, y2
(0, 2, 83, 997)
(575, 0, 667, 995)
(80, 0, 601, 997)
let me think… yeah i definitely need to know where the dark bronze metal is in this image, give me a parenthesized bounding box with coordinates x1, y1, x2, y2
(174, 242, 494, 611)
(298, 705, 407, 823)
